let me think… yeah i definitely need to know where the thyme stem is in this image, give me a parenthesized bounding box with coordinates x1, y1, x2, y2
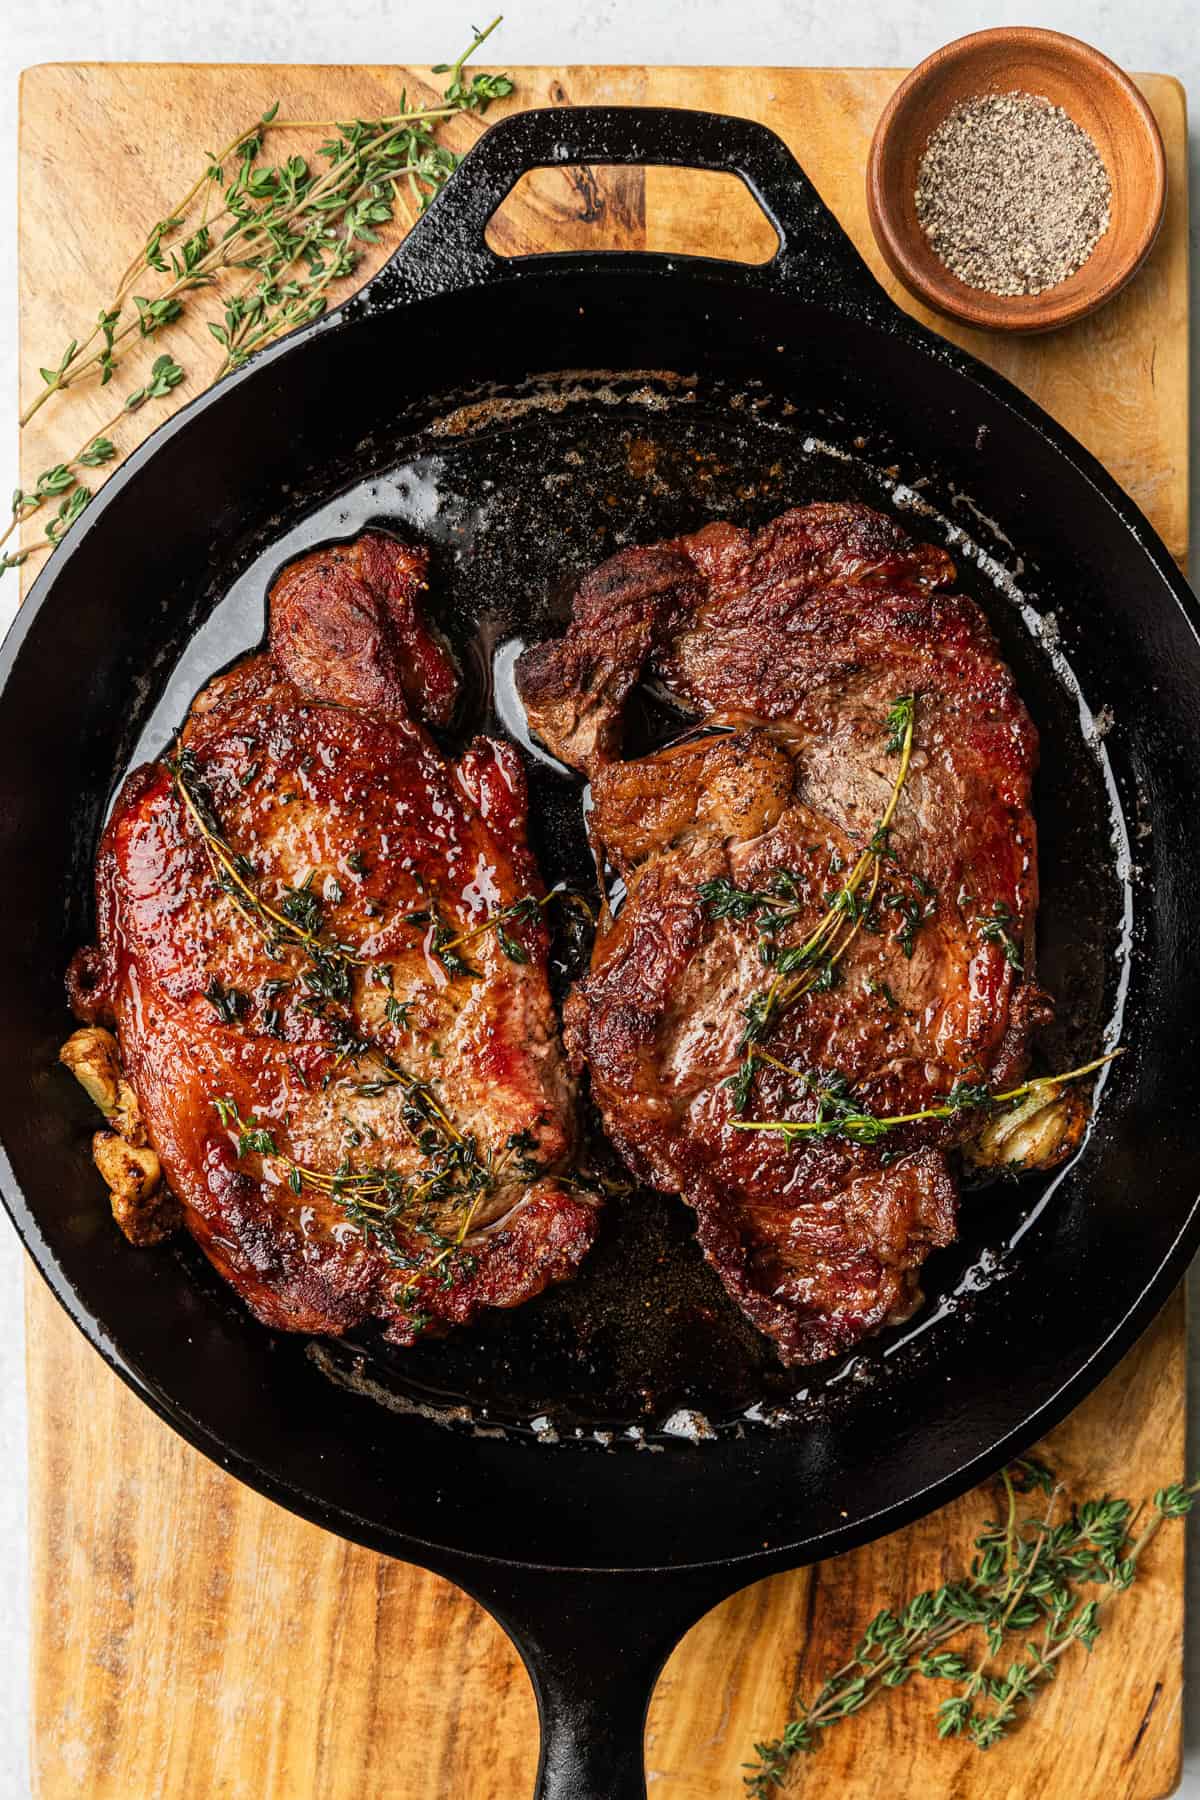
(4, 356, 186, 570)
(437, 885, 563, 954)
(732, 1051, 1122, 1146)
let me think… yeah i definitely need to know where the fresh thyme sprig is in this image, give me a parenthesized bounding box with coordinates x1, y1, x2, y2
(418, 884, 588, 974)
(706, 696, 932, 1115)
(697, 871, 805, 927)
(211, 1094, 535, 1303)
(725, 693, 921, 1054)
(731, 1050, 1120, 1147)
(11, 23, 513, 577)
(440, 890, 548, 964)
(744, 1459, 1199, 1794)
(403, 895, 534, 978)
(167, 747, 368, 998)
(20, 19, 511, 430)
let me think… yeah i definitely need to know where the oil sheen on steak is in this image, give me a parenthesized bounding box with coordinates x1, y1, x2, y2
(517, 503, 1049, 1366)
(69, 532, 596, 1342)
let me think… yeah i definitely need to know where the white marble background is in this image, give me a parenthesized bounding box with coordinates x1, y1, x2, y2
(1, 3, 1197, 1795)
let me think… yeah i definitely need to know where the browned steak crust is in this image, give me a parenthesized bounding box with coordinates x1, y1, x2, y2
(520, 503, 1046, 1365)
(70, 534, 596, 1343)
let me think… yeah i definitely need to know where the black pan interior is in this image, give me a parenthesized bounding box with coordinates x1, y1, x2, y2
(122, 372, 1128, 1442)
(2, 269, 1198, 1572)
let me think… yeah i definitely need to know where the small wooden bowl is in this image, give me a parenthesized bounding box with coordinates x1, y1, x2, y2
(866, 27, 1166, 333)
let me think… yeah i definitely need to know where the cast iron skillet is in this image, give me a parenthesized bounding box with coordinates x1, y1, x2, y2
(2, 107, 1199, 1798)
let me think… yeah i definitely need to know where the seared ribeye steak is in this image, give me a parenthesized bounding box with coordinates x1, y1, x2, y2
(69, 532, 596, 1342)
(518, 503, 1065, 1366)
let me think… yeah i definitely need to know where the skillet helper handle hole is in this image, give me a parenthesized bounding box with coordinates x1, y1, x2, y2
(485, 164, 779, 264)
(384, 105, 891, 309)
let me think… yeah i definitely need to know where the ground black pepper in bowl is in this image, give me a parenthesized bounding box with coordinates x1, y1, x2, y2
(915, 91, 1111, 296)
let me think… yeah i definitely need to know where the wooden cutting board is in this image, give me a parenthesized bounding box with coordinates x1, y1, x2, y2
(18, 62, 1189, 1799)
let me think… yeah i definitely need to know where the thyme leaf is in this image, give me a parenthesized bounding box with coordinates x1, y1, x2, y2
(978, 899, 1024, 971)
(495, 922, 528, 963)
(725, 1056, 758, 1116)
(204, 975, 249, 1023)
(885, 690, 918, 755)
(425, 917, 478, 978)
(279, 872, 323, 937)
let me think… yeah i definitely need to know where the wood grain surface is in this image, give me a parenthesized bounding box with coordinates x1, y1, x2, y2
(18, 62, 1190, 1799)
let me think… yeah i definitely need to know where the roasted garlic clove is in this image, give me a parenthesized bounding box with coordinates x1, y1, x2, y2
(62, 1026, 179, 1244)
(60, 1027, 120, 1113)
(60, 1027, 147, 1146)
(91, 1130, 181, 1246)
(964, 1080, 1089, 1175)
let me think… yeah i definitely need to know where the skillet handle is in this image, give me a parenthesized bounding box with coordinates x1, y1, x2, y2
(464, 1564, 738, 1800)
(374, 104, 891, 314)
